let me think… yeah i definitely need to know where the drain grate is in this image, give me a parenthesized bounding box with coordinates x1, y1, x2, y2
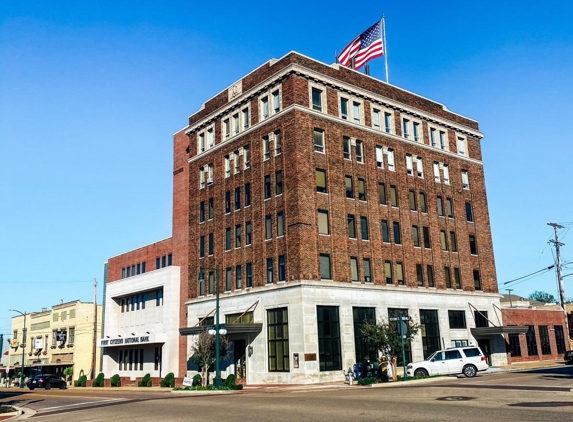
(436, 396, 476, 401)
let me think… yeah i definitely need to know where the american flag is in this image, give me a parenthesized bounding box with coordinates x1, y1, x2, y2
(338, 21, 384, 70)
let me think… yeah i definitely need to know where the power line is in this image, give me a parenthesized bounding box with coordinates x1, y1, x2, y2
(501, 265, 555, 286)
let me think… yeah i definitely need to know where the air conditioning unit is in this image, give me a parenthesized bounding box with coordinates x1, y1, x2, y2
(207, 177, 213, 184)
(238, 147, 244, 156)
(350, 138, 356, 147)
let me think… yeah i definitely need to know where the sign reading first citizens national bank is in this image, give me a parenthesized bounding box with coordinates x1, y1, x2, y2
(98, 335, 151, 347)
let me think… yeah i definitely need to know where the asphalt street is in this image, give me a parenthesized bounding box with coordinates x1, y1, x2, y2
(1, 366, 571, 421)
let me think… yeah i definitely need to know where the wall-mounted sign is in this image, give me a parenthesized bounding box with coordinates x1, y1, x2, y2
(34, 338, 44, 350)
(10, 339, 19, 348)
(98, 335, 152, 348)
(56, 330, 67, 342)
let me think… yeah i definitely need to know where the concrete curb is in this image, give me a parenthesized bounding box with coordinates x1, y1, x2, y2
(0, 404, 36, 421)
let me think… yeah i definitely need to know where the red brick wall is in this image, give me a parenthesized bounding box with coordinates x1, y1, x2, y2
(502, 308, 569, 363)
(107, 238, 173, 283)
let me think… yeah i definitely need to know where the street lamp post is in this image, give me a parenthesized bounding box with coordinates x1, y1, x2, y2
(9, 309, 27, 389)
(198, 266, 224, 388)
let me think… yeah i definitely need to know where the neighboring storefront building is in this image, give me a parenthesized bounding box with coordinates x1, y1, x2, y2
(8, 301, 101, 381)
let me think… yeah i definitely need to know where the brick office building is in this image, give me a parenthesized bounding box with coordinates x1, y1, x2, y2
(102, 51, 507, 385)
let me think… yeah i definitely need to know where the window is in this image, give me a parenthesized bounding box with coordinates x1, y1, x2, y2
(235, 187, 241, 210)
(363, 259, 372, 282)
(244, 146, 250, 168)
(246, 221, 252, 245)
(225, 227, 232, 250)
(264, 175, 271, 199)
(276, 171, 283, 195)
(353, 307, 377, 362)
(311, 87, 323, 111)
(381, 220, 390, 243)
(378, 183, 386, 204)
(419, 192, 427, 213)
(433, 162, 440, 183)
(268, 308, 289, 372)
(200, 236, 205, 258)
(199, 132, 205, 153)
(443, 164, 450, 185)
(235, 225, 242, 248)
(430, 128, 436, 147)
(437, 196, 444, 216)
(356, 141, 364, 163)
(233, 113, 239, 134)
(396, 262, 404, 285)
(444, 266, 452, 288)
(350, 257, 359, 281)
(261, 96, 269, 119)
(416, 264, 424, 286)
(317, 306, 342, 371)
(416, 157, 424, 177)
(320, 254, 332, 279)
(473, 270, 482, 290)
(245, 183, 251, 206)
(462, 170, 470, 189)
(246, 262, 252, 287)
(208, 197, 214, 219)
(272, 90, 281, 113)
(439, 130, 447, 150)
(454, 267, 462, 289)
(207, 128, 214, 148)
(450, 231, 458, 252)
(340, 98, 348, 120)
(225, 268, 232, 291)
(358, 178, 366, 201)
(316, 169, 327, 193)
(440, 230, 448, 251)
(555, 325, 566, 354)
(526, 325, 538, 355)
(345, 176, 354, 198)
(412, 225, 420, 247)
(390, 185, 398, 207)
(457, 136, 466, 156)
(446, 198, 454, 218)
(385, 261, 393, 284)
(409, 190, 416, 211)
(469, 235, 478, 255)
(68, 327, 75, 344)
(393, 222, 401, 244)
(387, 149, 395, 171)
(466, 202, 473, 222)
(200, 201, 205, 222)
(448, 310, 466, 329)
(265, 215, 272, 240)
(352, 102, 361, 123)
(278, 255, 286, 281)
(384, 112, 392, 133)
(402, 118, 410, 139)
(474, 311, 489, 328)
(420, 310, 441, 359)
(314, 129, 325, 152)
(208, 233, 214, 255)
(372, 109, 380, 129)
(360, 216, 369, 240)
(376, 145, 383, 168)
(343, 137, 351, 159)
(275, 131, 282, 155)
(236, 265, 242, 289)
(508, 333, 521, 357)
(225, 155, 231, 177)
(348, 214, 356, 239)
(263, 136, 271, 160)
(318, 210, 329, 235)
(267, 258, 274, 284)
(413, 122, 420, 142)
(427, 265, 435, 287)
(156, 289, 163, 306)
(225, 191, 231, 213)
(277, 212, 284, 237)
(406, 154, 413, 175)
(199, 272, 204, 295)
(539, 325, 551, 355)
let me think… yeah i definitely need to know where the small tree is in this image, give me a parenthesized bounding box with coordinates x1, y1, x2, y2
(528, 291, 557, 304)
(189, 330, 229, 387)
(63, 367, 73, 384)
(360, 318, 420, 379)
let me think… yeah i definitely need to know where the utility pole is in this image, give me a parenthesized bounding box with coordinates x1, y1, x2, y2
(506, 289, 514, 308)
(91, 278, 97, 380)
(548, 223, 569, 341)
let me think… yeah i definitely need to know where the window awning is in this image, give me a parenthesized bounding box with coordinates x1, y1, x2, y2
(180, 323, 263, 336)
(471, 326, 529, 339)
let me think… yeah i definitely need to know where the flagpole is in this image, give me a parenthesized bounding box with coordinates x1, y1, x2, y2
(382, 15, 389, 83)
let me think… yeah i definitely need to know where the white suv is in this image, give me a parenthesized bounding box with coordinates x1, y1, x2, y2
(406, 346, 488, 378)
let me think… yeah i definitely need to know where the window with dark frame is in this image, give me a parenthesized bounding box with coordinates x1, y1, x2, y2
(317, 306, 342, 371)
(268, 308, 290, 372)
(526, 325, 538, 355)
(539, 325, 551, 355)
(508, 333, 522, 357)
(448, 310, 466, 329)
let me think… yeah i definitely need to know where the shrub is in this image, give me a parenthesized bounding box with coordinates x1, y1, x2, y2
(92, 373, 105, 387)
(357, 376, 377, 386)
(160, 372, 175, 388)
(110, 374, 121, 387)
(75, 375, 87, 387)
(192, 374, 202, 386)
(138, 373, 151, 387)
(224, 374, 236, 387)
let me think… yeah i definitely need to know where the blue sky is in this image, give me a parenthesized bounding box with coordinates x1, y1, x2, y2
(1, 1, 573, 337)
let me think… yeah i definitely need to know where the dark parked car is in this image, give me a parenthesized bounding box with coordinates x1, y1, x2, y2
(27, 374, 67, 390)
(564, 350, 573, 365)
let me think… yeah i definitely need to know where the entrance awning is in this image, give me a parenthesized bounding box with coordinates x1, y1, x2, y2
(180, 323, 263, 336)
(471, 326, 529, 339)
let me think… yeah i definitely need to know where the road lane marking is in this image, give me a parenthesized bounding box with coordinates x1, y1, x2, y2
(37, 397, 127, 411)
